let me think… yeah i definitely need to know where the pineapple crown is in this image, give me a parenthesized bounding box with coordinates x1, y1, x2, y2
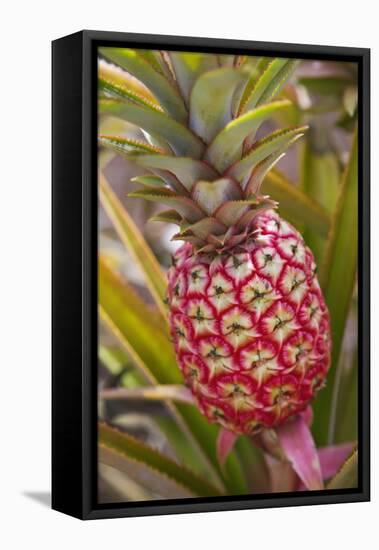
(98, 49, 307, 253)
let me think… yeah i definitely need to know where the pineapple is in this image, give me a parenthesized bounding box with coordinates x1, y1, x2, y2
(98, 48, 331, 436)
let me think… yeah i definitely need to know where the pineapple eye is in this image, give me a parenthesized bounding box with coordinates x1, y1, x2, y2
(231, 383, 248, 396)
(228, 322, 243, 333)
(189, 367, 198, 379)
(232, 256, 242, 269)
(275, 386, 291, 404)
(274, 315, 286, 330)
(310, 305, 319, 317)
(255, 349, 262, 361)
(291, 277, 301, 290)
(208, 346, 220, 358)
(195, 307, 205, 321)
(295, 344, 306, 360)
(253, 288, 265, 299)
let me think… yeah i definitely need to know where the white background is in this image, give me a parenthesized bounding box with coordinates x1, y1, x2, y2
(1, 1, 376, 548)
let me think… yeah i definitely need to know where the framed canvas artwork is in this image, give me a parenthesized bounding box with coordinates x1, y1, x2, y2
(52, 30, 370, 519)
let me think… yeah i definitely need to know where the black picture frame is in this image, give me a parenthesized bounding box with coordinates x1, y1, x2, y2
(52, 30, 370, 520)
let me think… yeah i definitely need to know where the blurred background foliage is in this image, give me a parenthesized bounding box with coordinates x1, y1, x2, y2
(98, 55, 358, 503)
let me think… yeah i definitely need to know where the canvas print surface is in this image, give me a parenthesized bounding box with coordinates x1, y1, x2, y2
(97, 48, 358, 503)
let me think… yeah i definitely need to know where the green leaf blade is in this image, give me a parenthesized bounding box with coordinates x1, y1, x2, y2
(312, 130, 358, 445)
(100, 47, 188, 122)
(228, 126, 308, 185)
(99, 423, 223, 498)
(300, 138, 340, 265)
(99, 257, 174, 381)
(327, 449, 358, 489)
(99, 134, 163, 156)
(205, 100, 292, 172)
(136, 155, 219, 192)
(189, 68, 243, 143)
(99, 173, 168, 320)
(169, 52, 219, 103)
(240, 58, 290, 113)
(128, 187, 204, 223)
(99, 98, 204, 159)
(263, 169, 331, 237)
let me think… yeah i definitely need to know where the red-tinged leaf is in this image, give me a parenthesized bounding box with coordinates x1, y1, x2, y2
(217, 428, 238, 467)
(318, 442, 355, 481)
(297, 442, 355, 490)
(299, 405, 313, 427)
(276, 414, 323, 491)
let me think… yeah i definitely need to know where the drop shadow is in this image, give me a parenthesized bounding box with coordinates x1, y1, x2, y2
(23, 491, 51, 508)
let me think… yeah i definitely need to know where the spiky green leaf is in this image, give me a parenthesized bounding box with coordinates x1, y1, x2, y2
(244, 148, 287, 196)
(150, 210, 183, 225)
(136, 155, 219, 192)
(131, 174, 167, 187)
(191, 178, 243, 215)
(205, 100, 291, 172)
(228, 126, 308, 184)
(129, 186, 204, 223)
(99, 98, 204, 158)
(99, 59, 159, 105)
(189, 68, 244, 143)
(237, 57, 271, 113)
(214, 199, 262, 226)
(240, 58, 289, 113)
(99, 75, 162, 111)
(169, 52, 219, 103)
(177, 217, 226, 241)
(100, 47, 187, 122)
(99, 423, 223, 497)
(135, 49, 171, 77)
(98, 135, 163, 156)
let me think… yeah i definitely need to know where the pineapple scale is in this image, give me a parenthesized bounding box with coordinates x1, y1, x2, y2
(167, 210, 331, 435)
